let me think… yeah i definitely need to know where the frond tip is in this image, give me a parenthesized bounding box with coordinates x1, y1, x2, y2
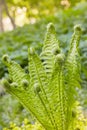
(47, 23, 55, 33)
(55, 53, 65, 64)
(34, 84, 41, 94)
(21, 80, 29, 86)
(29, 47, 35, 55)
(2, 23, 82, 130)
(2, 54, 10, 65)
(74, 24, 81, 33)
(1, 78, 10, 88)
(10, 82, 18, 88)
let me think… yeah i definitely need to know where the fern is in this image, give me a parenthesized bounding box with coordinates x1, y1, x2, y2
(2, 23, 81, 130)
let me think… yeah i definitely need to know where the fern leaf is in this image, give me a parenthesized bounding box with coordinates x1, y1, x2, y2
(65, 25, 81, 102)
(47, 53, 68, 130)
(64, 25, 81, 129)
(40, 23, 60, 78)
(2, 55, 29, 88)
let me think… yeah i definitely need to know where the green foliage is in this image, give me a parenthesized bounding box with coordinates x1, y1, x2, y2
(3, 114, 87, 130)
(0, 2, 87, 128)
(5, 0, 83, 20)
(2, 23, 82, 130)
(3, 119, 44, 130)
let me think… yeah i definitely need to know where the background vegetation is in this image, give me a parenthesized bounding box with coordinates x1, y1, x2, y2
(0, 0, 87, 129)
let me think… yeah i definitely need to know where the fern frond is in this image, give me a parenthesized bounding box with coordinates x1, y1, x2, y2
(64, 25, 81, 129)
(40, 23, 60, 78)
(65, 25, 81, 102)
(47, 53, 68, 130)
(2, 55, 29, 88)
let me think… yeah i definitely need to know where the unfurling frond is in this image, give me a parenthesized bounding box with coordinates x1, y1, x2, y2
(2, 23, 81, 130)
(40, 23, 60, 78)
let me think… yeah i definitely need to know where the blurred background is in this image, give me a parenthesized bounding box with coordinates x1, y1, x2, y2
(0, 0, 87, 129)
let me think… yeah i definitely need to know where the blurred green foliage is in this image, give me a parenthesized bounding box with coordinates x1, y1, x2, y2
(0, 1, 87, 129)
(5, 0, 84, 19)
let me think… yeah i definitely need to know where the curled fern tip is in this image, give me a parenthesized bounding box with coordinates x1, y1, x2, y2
(21, 80, 29, 88)
(10, 82, 18, 88)
(55, 53, 65, 64)
(34, 84, 41, 94)
(74, 25, 81, 33)
(29, 47, 35, 55)
(52, 48, 61, 55)
(1, 79, 10, 88)
(47, 23, 55, 32)
(2, 54, 10, 64)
